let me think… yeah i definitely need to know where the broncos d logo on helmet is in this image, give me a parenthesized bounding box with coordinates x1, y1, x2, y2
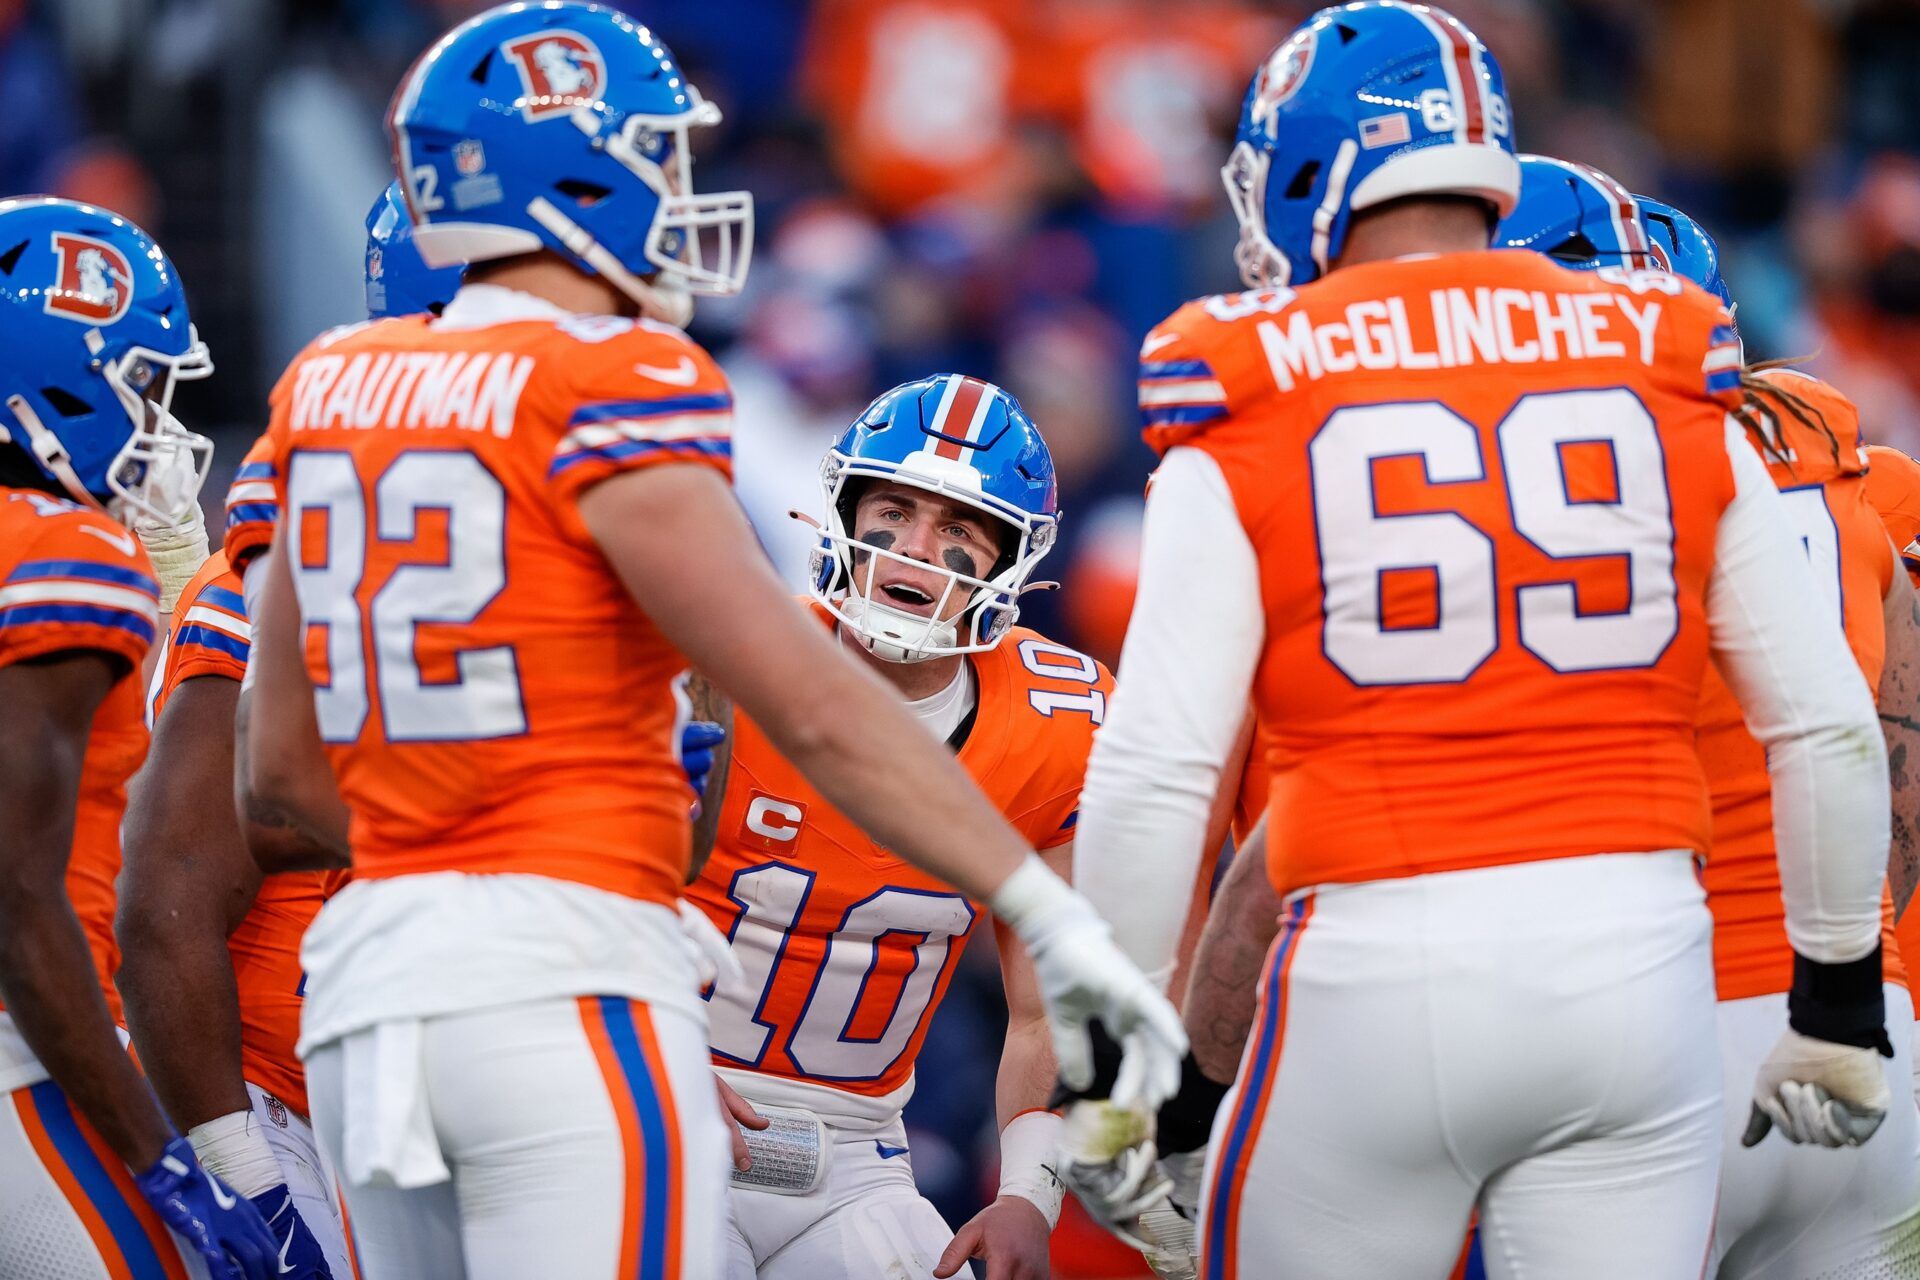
(1252, 28, 1316, 134)
(44, 232, 132, 325)
(503, 30, 606, 121)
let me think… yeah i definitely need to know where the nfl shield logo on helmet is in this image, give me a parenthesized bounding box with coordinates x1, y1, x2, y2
(454, 139, 486, 175)
(502, 30, 606, 121)
(367, 246, 384, 280)
(44, 231, 133, 325)
(1252, 28, 1315, 133)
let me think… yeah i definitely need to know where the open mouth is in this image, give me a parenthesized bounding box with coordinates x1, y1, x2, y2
(878, 581, 937, 615)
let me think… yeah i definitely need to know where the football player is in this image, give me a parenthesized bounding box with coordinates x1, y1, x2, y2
(1625, 195, 1920, 1278)
(0, 197, 281, 1278)
(114, 181, 462, 1280)
(234, 5, 1181, 1277)
(1062, 7, 1892, 1277)
(691, 375, 1101, 1280)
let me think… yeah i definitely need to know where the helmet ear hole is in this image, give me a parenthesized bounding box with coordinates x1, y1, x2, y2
(1284, 161, 1321, 200)
(555, 179, 612, 207)
(40, 387, 92, 418)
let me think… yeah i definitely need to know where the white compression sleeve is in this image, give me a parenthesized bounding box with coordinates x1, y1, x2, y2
(1073, 447, 1265, 987)
(1708, 417, 1889, 963)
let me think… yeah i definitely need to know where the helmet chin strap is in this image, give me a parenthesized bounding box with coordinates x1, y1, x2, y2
(838, 593, 958, 665)
(5, 394, 104, 510)
(526, 196, 695, 328)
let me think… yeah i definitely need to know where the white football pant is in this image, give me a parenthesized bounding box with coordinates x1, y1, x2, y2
(723, 1115, 955, 1280)
(245, 1080, 356, 1279)
(1199, 850, 1723, 1280)
(305, 995, 728, 1280)
(0, 1073, 214, 1279)
(1710, 983, 1920, 1279)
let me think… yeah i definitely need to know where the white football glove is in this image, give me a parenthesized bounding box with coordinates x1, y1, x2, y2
(1744, 1029, 1890, 1148)
(1057, 1099, 1174, 1250)
(1158, 1147, 1207, 1222)
(989, 856, 1187, 1108)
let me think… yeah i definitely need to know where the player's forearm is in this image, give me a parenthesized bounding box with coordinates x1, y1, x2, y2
(115, 920, 251, 1130)
(1182, 821, 1283, 1084)
(1711, 428, 1888, 962)
(238, 544, 352, 870)
(1075, 449, 1265, 983)
(0, 890, 173, 1168)
(1879, 564, 1920, 915)
(996, 1014, 1058, 1127)
(235, 691, 351, 872)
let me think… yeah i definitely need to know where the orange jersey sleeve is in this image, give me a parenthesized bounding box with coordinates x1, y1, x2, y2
(0, 489, 157, 1020)
(688, 614, 1107, 1103)
(1697, 371, 1904, 998)
(264, 310, 732, 906)
(222, 431, 282, 569)
(1139, 254, 1743, 899)
(1865, 443, 1920, 588)
(148, 552, 248, 722)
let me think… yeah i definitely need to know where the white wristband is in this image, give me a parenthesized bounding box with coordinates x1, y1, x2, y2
(997, 1108, 1066, 1228)
(988, 855, 1096, 954)
(186, 1108, 283, 1199)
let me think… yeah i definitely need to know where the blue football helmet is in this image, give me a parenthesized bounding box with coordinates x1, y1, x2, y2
(809, 375, 1059, 664)
(1223, 1, 1520, 289)
(366, 180, 462, 319)
(1636, 195, 1732, 310)
(1497, 154, 1656, 270)
(389, 1, 752, 327)
(0, 197, 211, 524)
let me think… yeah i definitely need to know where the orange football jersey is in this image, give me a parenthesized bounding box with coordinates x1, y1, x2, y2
(0, 489, 157, 1022)
(148, 550, 344, 1116)
(1865, 443, 1920, 589)
(689, 608, 1109, 1101)
(1696, 372, 1905, 999)
(241, 302, 732, 906)
(1141, 252, 1745, 898)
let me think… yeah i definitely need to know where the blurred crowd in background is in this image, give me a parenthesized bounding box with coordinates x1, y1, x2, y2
(20, 0, 1920, 1269)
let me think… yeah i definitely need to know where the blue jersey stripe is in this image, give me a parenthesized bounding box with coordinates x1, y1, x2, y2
(175, 623, 250, 664)
(1139, 358, 1215, 380)
(567, 393, 733, 426)
(27, 1082, 174, 1278)
(225, 502, 278, 529)
(548, 436, 732, 480)
(0, 602, 156, 644)
(234, 461, 277, 481)
(1142, 403, 1230, 428)
(195, 584, 247, 616)
(8, 559, 158, 595)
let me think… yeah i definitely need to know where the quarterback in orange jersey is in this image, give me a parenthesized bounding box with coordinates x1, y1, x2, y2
(1062, 8, 1892, 1279)
(689, 376, 1107, 1280)
(1693, 367, 1920, 1276)
(0, 198, 285, 1278)
(237, 6, 1180, 1277)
